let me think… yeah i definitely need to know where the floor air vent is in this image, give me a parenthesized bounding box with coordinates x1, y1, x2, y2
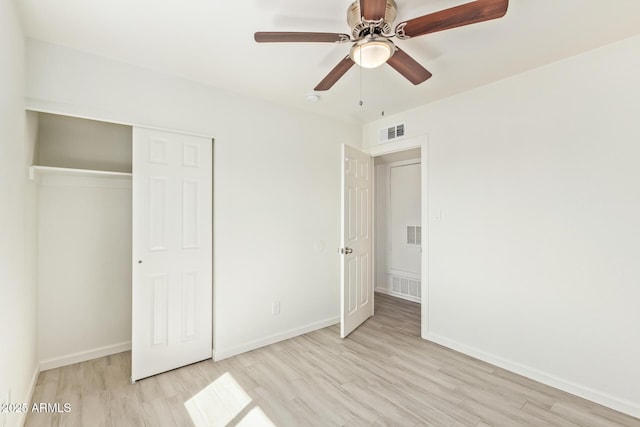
(388, 274, 421, 302)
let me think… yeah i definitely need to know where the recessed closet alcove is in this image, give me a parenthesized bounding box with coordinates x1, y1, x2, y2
(32, 112, 134, 369)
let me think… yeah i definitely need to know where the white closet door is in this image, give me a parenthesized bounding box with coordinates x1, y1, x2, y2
(132, 127, 212, 382)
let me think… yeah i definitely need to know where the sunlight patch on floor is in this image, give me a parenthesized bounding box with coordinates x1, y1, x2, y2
(185, 372, 275, 426)
(235, 407, 276, 426)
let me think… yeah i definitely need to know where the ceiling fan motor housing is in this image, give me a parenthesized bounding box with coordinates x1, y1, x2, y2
(348, 0, 397, 39)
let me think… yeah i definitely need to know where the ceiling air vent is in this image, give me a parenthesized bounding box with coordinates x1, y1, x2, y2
(379, 123, 406, 144)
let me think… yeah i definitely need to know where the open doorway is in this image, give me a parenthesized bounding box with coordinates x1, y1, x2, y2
(339, 138, 427, 339)
(374, 148, 422, 304)
(369, 140, 427, 337)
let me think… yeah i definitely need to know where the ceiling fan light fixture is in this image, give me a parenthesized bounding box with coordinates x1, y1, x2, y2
(350, 38, 395, 69)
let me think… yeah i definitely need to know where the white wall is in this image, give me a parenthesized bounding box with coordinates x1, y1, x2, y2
(364, 35, 640, 417)
(0, 1, 39, 425)
(37, 174, 132, 369)
(374, 164, 388, 291)
(37, 113, 132, 172)
(388, 163, 421, 275)
(26, 40, 361, 360)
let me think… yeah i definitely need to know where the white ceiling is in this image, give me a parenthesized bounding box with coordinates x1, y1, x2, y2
(17, 0, 640, 123)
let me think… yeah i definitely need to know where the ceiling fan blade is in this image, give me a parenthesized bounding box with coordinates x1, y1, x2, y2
(254, 32, 350, 43)
(314, 56, 355, 91)
(359, 0, 387, 21)
(387, 48, 432, 85)
(397, 0, 508, 38)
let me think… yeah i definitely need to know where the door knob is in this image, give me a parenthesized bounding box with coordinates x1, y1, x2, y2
(339, 247, 353, 254)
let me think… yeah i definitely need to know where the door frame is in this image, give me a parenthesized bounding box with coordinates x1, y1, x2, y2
(365, 135, 429, 337)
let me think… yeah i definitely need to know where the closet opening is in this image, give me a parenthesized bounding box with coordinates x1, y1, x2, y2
(31, 112, 134, 371)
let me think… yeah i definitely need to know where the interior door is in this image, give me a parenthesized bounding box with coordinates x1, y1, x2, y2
(132, 127, 212, 382)
(340, 144, 374, 338)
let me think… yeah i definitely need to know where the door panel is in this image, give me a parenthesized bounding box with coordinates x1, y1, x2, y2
(340, 144, 373, 338)
(132, 127, 212, 382)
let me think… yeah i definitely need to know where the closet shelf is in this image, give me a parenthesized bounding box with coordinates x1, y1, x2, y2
(29, 165, 132, 181)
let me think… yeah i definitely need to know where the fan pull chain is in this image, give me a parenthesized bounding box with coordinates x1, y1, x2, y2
(380, 67, 385, 116)
(358, 46, 364, 107)
(359, 48, 363, 107)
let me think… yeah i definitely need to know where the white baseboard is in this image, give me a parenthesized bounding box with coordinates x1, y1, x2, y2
(214, 317, 340, 361)
(424, 332, 640, 419)
(39, 341, 132, 371)
(375, 288, 421, 303)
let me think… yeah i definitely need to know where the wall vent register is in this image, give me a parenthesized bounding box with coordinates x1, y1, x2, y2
(379, 123, 405, 143)
(407, 225, 421, 246)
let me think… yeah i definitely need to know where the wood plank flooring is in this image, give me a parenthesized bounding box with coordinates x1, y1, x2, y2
(25, 294, 640, 426)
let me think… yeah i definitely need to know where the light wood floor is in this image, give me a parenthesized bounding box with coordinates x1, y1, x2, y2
(26, 294, 640, 426)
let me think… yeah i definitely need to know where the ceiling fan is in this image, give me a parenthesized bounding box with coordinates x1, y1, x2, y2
(255, 0, 509, 91)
